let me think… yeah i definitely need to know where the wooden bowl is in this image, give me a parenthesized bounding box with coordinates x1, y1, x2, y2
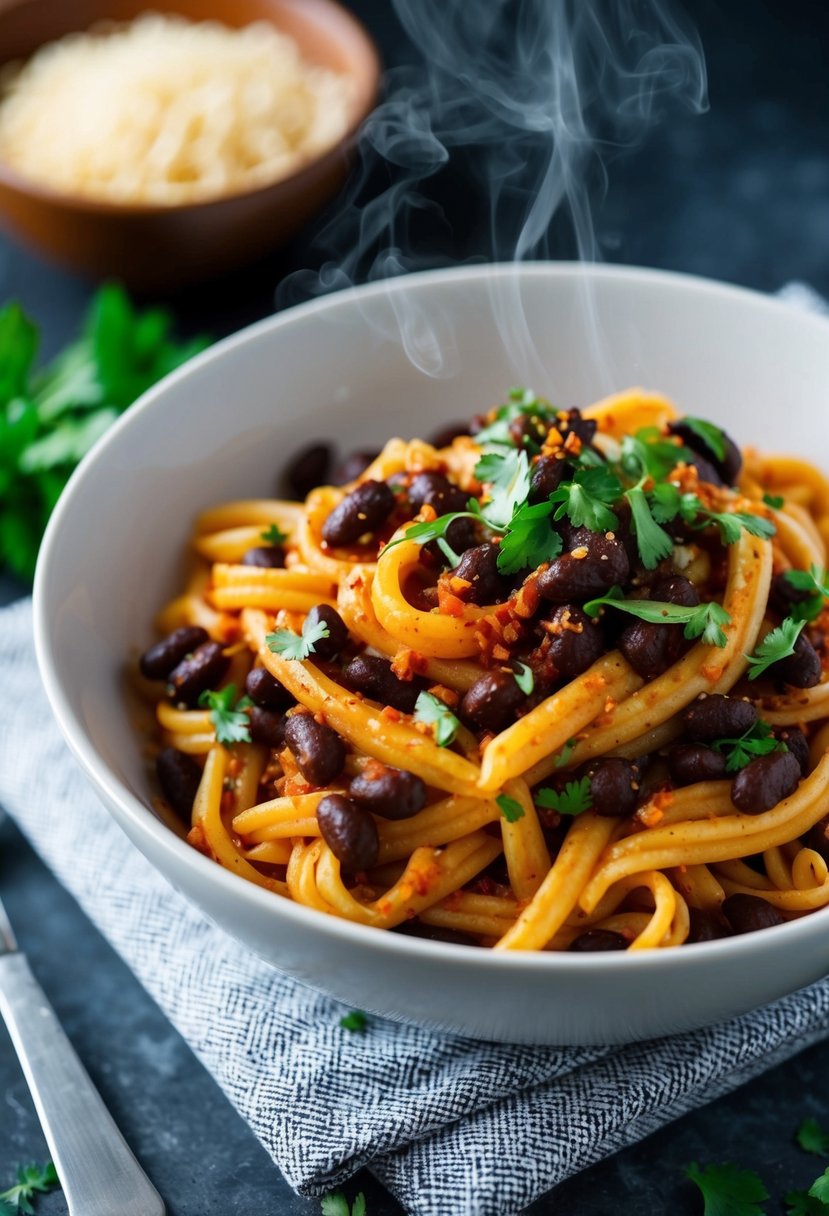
(0, 0, 381, 288)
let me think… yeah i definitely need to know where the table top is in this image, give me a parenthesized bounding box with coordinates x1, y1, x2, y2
(3, 0, 829, 1212)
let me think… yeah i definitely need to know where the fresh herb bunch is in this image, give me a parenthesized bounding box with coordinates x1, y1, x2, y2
(0, 1162, 59, 1215)
(0, 285, 209, 581)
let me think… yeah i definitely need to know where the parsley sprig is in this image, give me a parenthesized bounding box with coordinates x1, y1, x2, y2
(260, 523, 288, 545)
(584, 587, 732, 648)
(549, 465, 622, 532)
(783, 566, 829, 623)
(497, 499, 563, 574)
(496, 794, 525, 823)
(799, 1120, 829, 1159)
(535, 777, 593, 817)
(0, 1162, 59, 1216)
(711, 719, 786, 773)
(685, 1161, 769, 1216)
(745, 617, 806, 680)
(267, 615, 330, 661)
(413, 692, 460, 747)
(198, 684, 253, 745)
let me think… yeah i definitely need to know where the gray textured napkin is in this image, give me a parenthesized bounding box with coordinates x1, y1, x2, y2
(4, 599, 829, 1216)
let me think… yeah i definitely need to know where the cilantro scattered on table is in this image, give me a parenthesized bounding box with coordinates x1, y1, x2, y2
(0, 1162, 59, 1215)
(684, 1161, 769, 1216)
(745, 617, 806, 680)
(338, 1010, 368, 1032)
(0, 285, 209, 581)
(534, 777, 593, 817)
(266, 616, 330, 661)
(798, 1119, 829, 1158)
(320, 1191, 367, 1216)
(711, 719, 786, 772)
(495, 794, 525, 823)
(583, 587, 732, 648)
(198, 684, 252, 745)
(413, 692, 459, 747)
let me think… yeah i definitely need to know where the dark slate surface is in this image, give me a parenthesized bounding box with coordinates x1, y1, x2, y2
(3, 0, 829, 1212)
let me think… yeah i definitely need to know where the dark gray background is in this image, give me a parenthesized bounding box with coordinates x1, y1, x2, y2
(3, 0, 829, 1211)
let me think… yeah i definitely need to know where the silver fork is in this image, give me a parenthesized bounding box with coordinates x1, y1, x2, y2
(0, 892, 165, 1216)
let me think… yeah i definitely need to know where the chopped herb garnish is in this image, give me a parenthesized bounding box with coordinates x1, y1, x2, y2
(513, 662, 535, 695)
(548, 465, 622, 533)
(496, 793, 525, 823)
(474, 447, 531, 530)
(697, 508, 776, 546)
(621, 429, 690, 484)
(584, 588, 732, 648)
(684, 1162, 769, 1216)
(496, 498, 563, 574)
(0, 1162, 59, 1215)
(625, 484, 674, 568)
(783, 566, 829, 622)
(320, 1191, 367, 1216)
(473, 387, 557, 448)
(681, 416, 727, 462)
(711, 719, 786, 773)
(797, 1118, 829, 1158)
(413, 691, 459, 747)
(763, 493, 785, 510)
(784, 1189, 829, 1215)
(745, 617, 806, 680)
(338, 1010, 368, 1032)
(266, 615, 330, 661)
(198, 684, 253, 745)
(382, 508, 479, 567)
(260, 523, 288, 545)
(554, 738, 578, 768)
(534, 777, 593, 817)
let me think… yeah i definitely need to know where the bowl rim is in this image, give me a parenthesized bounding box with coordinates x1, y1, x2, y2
(0, 0, 382, 215)
(33, 260, 829, 976)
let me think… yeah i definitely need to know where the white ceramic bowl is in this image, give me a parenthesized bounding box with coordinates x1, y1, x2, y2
(34, 263, 829, 1045)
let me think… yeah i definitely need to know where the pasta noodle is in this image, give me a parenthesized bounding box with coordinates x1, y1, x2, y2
(137, 388, 829, 952)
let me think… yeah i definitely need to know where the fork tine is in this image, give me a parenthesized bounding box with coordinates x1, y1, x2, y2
(0, 890, 18, 954)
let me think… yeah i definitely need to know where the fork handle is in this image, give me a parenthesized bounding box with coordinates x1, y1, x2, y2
(0, 952, 165, 1216)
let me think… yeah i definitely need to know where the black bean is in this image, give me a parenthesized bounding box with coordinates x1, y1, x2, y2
(776, 727, 810, 776)
(429, 421, 470, 448)
(241, 545, 285, 568)
(249, 707, 287, 748)
(543, 605, 605, 680)
(687, 907, 732, 943)
(528, 454, 566, 504)
(670, 420, 742, 485)
(452, 543, 512, 605)
(321, 479, 395, 547)
(349, 764, 427, 820)
(409, 471, 469, 515)
(683, 694, 758, 743)
(536, 530, 629, 603)
(459, 669, 525, 734)
(581, 758, 640, 817)
(668, 744, 728, 786)
(283, 713, 346, 787)
(618, 621, 680, 680)
(730, 749, 801, 814)
(650, 573, 700, 608)
(770, 570, 813, 617)
(567, 929, 628, 953)
(166, 641, 229, 707)
(767, 631, 822, 689)
(558, 407, 597, 447)
(305, 604, 349, 660)
(722, 893, 785, 934)
(286, 442, 332, 499)
(140, 626, 210, 680)
(341, 654, 426, 714)
(509, 412, 549, 450)
(245, 667, 292, 711)
(332, 451, 379, 486)
(316, 794, 379, 872)
(156, 747, 201, 819)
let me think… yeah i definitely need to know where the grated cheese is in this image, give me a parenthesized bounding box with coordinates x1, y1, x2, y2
(0, 14, 354, 205)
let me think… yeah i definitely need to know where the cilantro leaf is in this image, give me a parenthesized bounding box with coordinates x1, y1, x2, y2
(763, 493, 785, 510)
(475, 447, 531, 530)
(696, 509, 776, 546)
(266, 615, 330, 661)
(711, 719, 785, 773)
(798, 1118, 829, 1158)
(413, 691, 459, 747)
(198, 684, 252, 745)
(261, 523, 288, 545)
(513, 662, 535, 695)
(382, 509, 480, 566)
(625, 484, 674, 568)
(534, 777, 593, 817)
(0, 1162, 59, 1215)
(553, 738, 577, 768)
(811, 1169, 829, 1205)
(621, 427, 690, 483)
(783, 566, 829, 623)
(549, 465, 622, 532)
(584, 590, 732, 648)
(320, 1192, 367, 1216)
(784, 1191, 829, 1216)
(745, 617, 806, 680)
(684, 1162, 769, 1216)
(497, 499, 562, 573)
(648, 481, 682, 524)
(339, 1010, 368, 1032)
(473, 387, 557, 448)
(0, 303, 38, 404)
(496, 794, 525, 823)
(682, 416, 727, 462)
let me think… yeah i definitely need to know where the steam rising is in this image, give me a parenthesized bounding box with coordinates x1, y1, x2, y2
(278, 0, 707, 379)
